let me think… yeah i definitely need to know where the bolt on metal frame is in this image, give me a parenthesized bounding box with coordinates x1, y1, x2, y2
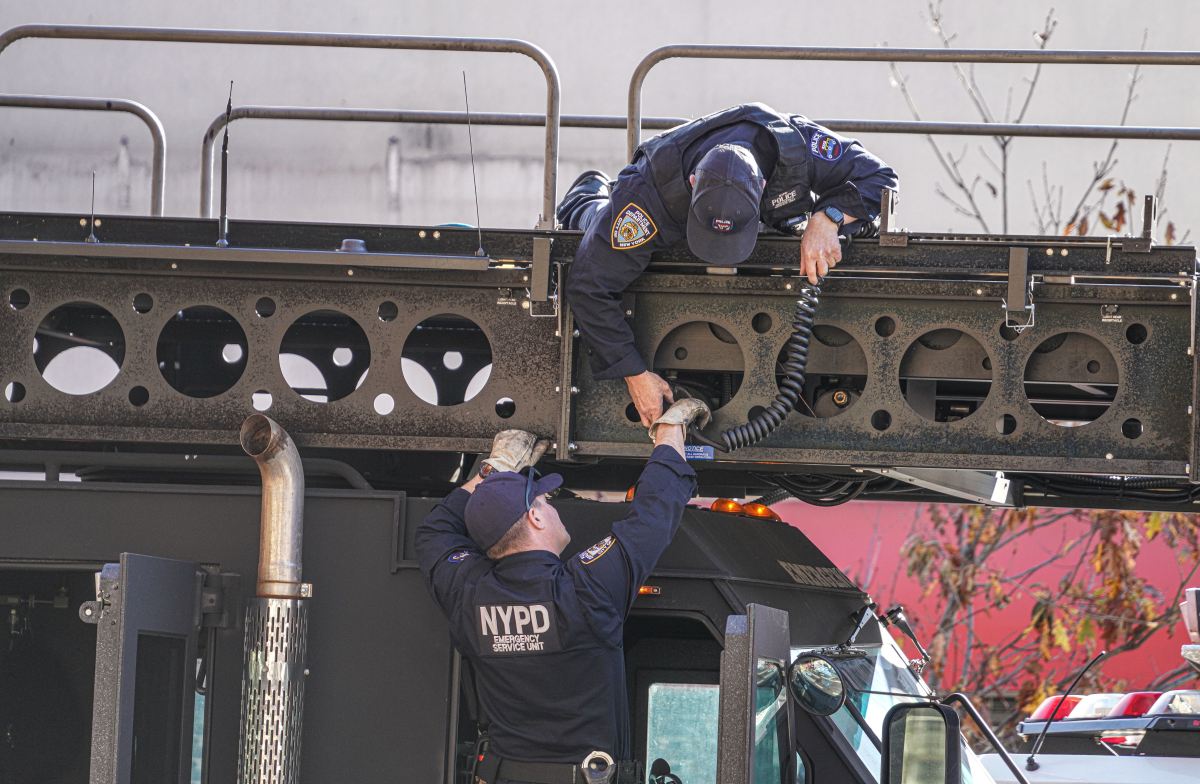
(0, 94, 166, 216)
(627, 44, 1200, 158)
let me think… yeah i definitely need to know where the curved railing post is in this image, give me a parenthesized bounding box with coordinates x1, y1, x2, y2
(627, 44, 1200, 158)
(0, 94, 166, 215)
(0, 24, 560, 228)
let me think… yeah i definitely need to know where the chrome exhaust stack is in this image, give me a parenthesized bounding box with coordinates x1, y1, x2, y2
(237, 414, 309, 784)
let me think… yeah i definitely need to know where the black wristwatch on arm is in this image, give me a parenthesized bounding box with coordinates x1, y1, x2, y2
(819, 205, 846, 231)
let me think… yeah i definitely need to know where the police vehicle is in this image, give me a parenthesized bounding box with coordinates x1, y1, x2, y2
(2, 22, 1199, 784)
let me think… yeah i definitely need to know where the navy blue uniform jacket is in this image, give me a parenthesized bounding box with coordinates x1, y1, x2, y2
(415, 446, 697, 764)
(564, 103, 898, 381)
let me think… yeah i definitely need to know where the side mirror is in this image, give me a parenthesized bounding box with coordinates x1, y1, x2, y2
(787, 654, 846, 717)
(880, 702, 962, 784)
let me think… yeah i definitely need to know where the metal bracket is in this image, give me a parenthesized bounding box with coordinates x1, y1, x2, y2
(195, 569, 240, 629)
(871, 467, 1016, 506)
(1125, 195, 1158, 253)
(1001, 247, 1036, 332)
(530, 232, 553, 301)
(877, 188, 908, 247)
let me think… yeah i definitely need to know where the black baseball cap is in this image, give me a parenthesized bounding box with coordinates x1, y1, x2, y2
(686, 143, 764, 266)
(465, 470, 563, 552)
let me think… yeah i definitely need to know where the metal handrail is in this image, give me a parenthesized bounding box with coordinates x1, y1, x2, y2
(0, 24, 561, 227)
(198, 105, 1200, 218)
(627, 44, 1200, 157)
(199, 106, 691, 217)
(0, 94, 166, 215)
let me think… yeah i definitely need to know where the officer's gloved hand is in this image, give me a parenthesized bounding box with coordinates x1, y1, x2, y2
(481, 429, 552, 474)
(648, 398, 711, 441)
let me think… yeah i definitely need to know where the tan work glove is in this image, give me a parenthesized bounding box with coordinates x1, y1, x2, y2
(481, 429, 552, 474)
(648, 398, 711, 441)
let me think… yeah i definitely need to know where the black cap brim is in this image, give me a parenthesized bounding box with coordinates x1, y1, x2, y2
(532, 473, 563, 497)
(686, 210, 759, 266)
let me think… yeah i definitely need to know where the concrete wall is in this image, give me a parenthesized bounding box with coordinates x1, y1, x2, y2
(1, 1, 1197, 236)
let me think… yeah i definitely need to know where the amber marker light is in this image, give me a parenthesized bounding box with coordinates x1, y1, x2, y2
(741, 502, 782, 521)
(710, 498, 744, 514)
(625, 485, 637, 502)
(638, 585, 662, 596)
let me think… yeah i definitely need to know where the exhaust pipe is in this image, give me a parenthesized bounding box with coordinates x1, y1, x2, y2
(237, 414, 309, 784)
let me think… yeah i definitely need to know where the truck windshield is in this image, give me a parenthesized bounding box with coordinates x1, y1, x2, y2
(793, 638, 996, 784)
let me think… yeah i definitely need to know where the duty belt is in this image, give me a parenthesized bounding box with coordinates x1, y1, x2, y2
(475, 752, 641, 784)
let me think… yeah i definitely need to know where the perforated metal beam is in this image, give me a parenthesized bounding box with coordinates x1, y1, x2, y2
(0, 211, 1195, 483)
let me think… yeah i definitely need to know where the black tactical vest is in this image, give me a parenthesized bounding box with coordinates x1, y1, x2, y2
(634, 103, 812, 230)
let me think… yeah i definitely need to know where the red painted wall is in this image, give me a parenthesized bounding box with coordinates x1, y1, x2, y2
(778, 499, 1195, 690)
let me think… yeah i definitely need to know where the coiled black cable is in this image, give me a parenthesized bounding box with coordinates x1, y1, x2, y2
(693, 282, 820, 452)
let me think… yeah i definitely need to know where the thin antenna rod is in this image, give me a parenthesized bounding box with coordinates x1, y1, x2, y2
(217, 80, 234, 248)
(462, 71, 485, 257)
(85, 171, 99, 243)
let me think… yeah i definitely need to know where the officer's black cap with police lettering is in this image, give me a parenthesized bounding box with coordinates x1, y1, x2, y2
(465, 470, 563, 553)
(686, 143, 764, 266)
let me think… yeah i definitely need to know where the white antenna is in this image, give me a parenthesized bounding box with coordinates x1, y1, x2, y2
(462, 71, 486, 257)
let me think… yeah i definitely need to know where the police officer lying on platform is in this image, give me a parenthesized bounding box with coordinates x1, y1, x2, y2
(558, 102, 898, 428)
(415, 398, 710, 784)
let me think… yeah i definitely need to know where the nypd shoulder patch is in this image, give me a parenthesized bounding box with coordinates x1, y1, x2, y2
(447, 550, 472, 564)
(611, 203, 658, 250)
(578, 535, 616, 565)
(809, 131, 843, 162)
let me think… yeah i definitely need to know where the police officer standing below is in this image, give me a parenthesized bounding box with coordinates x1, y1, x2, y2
(559, 103, 899, 427)
(415, 397, 710, 784)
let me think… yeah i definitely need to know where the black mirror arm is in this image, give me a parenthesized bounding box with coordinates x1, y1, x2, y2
(941, 693, 1030, 784)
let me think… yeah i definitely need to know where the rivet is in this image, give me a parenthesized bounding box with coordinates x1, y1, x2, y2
(975, 288, 983, 296)
(1045, 248, 1054, 256)
(433, 230, 441, 239)
(347, 269, 354, 276)
(785, 283, 793, 290)
(625, 309, 633, 316)
(1060, 248, 1068, 256)
(523, 275, 529, 282)
(1105, 452, 1114, 460)
(170, 262, 178, 269)
(419, 230, 427, 238)
(521, 300, 530, 310)
(572, 329, 580, 338)
(94, 219, 102, 227)
(568, 442, 578, 452)
(79, 218, 87, 227)
(1171, 292, 1178, 300)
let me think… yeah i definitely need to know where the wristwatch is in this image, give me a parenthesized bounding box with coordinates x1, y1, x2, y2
(820, 205, 846, 230)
